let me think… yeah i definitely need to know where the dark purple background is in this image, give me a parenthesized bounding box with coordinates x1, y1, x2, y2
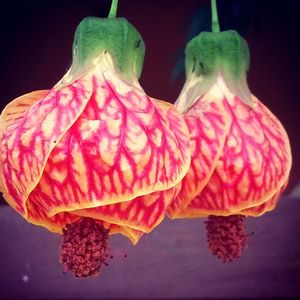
(0, 0, 300, 299)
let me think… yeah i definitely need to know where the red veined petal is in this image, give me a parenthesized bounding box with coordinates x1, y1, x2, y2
(0, 90, 49, 211)
(73, 187, 179, 233)
(1, 75, 93, 218)
(28, 70, 190, 217)
(240, 181, 288, 216)
(167, 89, 230, 218)
(27, 198, 81, 233)
(27, 198, 144, 244)
(101, 222, 144, 245)
(177, 94, 291, 217)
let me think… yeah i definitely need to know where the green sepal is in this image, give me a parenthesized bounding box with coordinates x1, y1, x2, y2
(61, 17, 145, 84)
(185, 30, 252, 106)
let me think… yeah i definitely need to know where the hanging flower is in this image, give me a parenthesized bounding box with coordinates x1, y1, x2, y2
(167, 22, 292, 261)
(0, 12, 190, 276)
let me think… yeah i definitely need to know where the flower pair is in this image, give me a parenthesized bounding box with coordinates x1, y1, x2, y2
(0, 11, 291, 277)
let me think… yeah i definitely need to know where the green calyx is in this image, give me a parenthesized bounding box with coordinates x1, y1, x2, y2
(185, 30, 252, 105)
(71, 16, 145, 81)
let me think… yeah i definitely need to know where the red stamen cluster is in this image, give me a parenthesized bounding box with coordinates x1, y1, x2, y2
(60, 218, 109, 277)
(205, 215, 248, 262)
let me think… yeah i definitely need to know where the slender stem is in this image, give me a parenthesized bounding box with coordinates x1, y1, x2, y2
(108, 0, 119, 18)
(211, 0, 220, 32)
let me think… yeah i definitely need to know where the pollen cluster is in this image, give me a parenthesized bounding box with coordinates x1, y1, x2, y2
(205, 215, 248, 262)
(60, 218, 109, 277)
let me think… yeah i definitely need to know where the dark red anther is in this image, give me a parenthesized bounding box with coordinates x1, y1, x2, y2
(60, 218, 109, 277)
(204, 215, 248, 262)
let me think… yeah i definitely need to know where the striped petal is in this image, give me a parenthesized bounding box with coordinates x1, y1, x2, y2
(28, 70, 190, 217)
(0, 75, 92, 218)
(176, 91, 291, 217)
(107, 224, 144, 245)
(74, 187, 179, 233)
(27, 198, 144, 244)
(168, 84, 230, 218)
(0, 90, 49, 211)
(27, 198, 81, 233)
(240, 181, 288, 217)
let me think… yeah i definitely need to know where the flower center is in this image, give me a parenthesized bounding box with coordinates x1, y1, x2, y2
(205, 215, 249, 262)
(60, 218, 109, 277)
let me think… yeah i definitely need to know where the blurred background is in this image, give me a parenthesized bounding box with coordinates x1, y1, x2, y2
(0, 0, 299, 299)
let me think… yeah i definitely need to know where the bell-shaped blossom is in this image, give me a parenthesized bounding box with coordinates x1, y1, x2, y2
(167, 30, 292, 262)
(0, 17, 190, 276)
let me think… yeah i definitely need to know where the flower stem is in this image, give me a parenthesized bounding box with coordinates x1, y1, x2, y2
(108, 0, 119, 18)
(211, 0, 220, 32)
